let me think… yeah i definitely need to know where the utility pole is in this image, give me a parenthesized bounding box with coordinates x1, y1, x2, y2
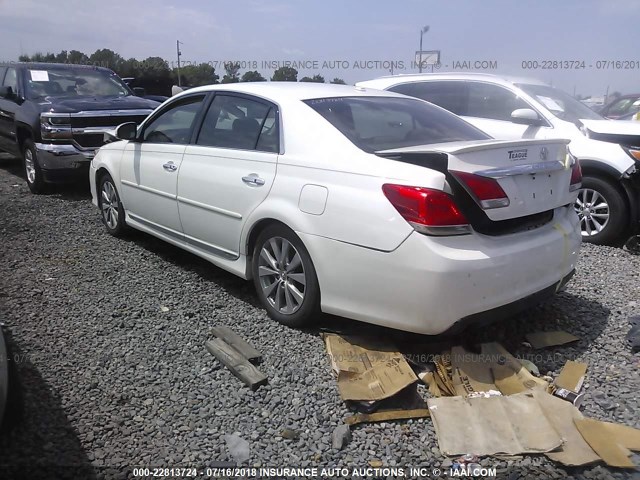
(176, 40, 183, 87)
(418, 25, 429, 73)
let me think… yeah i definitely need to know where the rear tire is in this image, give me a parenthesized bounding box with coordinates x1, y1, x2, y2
(575, 176, 628, 245)
(23, 140, 46, 194)
(252, 224, 320, 328)
(97, 173, 127, 237)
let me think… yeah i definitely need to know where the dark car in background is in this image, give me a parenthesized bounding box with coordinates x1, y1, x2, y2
(599, 94, 640, 119)
(0, 63, 159, 193)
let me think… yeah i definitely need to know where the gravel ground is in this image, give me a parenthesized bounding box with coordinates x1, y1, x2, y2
(0, 154, 639, 480)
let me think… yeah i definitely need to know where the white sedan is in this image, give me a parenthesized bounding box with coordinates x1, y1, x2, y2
(90, 83, 581, 335)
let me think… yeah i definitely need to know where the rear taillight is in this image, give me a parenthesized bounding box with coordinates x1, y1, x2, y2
(569, 157, 582, 192)
(450, 171, 510, 209)
(382, 184, 470, 236)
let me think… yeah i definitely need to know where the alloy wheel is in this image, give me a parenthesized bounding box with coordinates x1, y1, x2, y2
(24, 149, 36, 184)
(257, 237, 306, 315)
(575, 188, 610, 237)
(100, 180, 120, 230)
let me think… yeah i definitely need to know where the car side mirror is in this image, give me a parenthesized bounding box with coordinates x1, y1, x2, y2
(511, 108, 544, 126)
(0, 86, 14, 98)
(115, 122, 138, 141)
(132, 87, 146, 97)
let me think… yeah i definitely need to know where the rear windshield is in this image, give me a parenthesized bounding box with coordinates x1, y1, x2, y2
(24, 67, 131, 99)
(304, 96, 490, 153)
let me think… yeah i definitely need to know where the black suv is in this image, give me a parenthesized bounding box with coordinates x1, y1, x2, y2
(0, 63, 160, 193)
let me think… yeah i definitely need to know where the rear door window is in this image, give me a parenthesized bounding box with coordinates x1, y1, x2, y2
(196, 94, 278, 152)
(389, 81, 468, 115)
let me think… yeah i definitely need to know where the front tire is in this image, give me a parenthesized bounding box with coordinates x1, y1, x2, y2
(575, 176, 628, 245)
(97, 174, 127, 236)
(252, 224, 320, 328)
(23, 140, 46, 194)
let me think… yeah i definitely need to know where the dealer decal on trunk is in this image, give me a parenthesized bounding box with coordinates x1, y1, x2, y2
(508, 149, 528, 160)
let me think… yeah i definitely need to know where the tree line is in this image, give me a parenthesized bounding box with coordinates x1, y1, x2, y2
(17, 49, 346, 89)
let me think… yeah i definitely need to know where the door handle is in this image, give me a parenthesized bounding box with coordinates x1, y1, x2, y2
(163, 162, 178, 172)
(242, 174, 265, 186)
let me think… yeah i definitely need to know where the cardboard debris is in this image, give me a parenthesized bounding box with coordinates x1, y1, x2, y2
(448, 343, 547, 397)
(451, 345, 495, 396)
(427, 392, 563, 456)
(554, 360, 587, 392)
(344, 408, 431, 426)
(525, 330, 579, 349)
(433, 353, 456, 396)
(574, 418, 638, 468)
(492, 364, 529, 395)
(533, 391, 600, 466)
(419, 371, 442, 397)
(324, 334, 417, 402)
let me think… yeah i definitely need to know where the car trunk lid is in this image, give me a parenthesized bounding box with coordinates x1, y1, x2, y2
(377, 138, 575, 223)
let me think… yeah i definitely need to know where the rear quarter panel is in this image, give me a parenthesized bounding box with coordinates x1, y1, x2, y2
(240, 99, 448, 253)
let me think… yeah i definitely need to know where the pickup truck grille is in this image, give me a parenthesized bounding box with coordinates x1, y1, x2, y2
(69, 109, 152, 150)
(70, 114, 149, 128)
(73, 134, 105, 148)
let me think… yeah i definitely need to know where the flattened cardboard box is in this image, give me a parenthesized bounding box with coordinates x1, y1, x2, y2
(427, 392, 563, 456)
(450, 343, 548, 396)
(525, 330, 579, 349)
(575, 418, 640, 468)
(533, 391, 600, 467)
(554, 360, 588, 392)
(324, 334, 417, 401)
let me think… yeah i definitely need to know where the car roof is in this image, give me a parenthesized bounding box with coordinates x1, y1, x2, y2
(174, 82, 405, 103)
(357, 72, 548, 90)
(0, 62, 115, 74)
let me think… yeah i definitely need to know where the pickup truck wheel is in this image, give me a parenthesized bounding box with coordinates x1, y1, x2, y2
(252, 224, 320, 328)
(98, 174, 127, 236)
(23, 140, 46, 194)
(575, 176, 628, 245)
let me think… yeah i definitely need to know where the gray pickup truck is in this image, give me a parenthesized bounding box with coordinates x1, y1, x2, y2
(0, 62, 159, 193)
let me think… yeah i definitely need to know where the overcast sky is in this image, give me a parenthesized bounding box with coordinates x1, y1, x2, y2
(1, 0, 639, 97)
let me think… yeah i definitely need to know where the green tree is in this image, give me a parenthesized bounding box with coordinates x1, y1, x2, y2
(67, 50, 89, 65)
(21, 52, 56, 62)
(89, 48, 123, 70)
(55, 50, 69, 63)
(330, 78, 346, 85)
(177, 63, 219, 87)
(241, 70, 266, 82)
(300, 74, 325, 83)
(271, 66, 298, 82)
(221, 62, 240, 83)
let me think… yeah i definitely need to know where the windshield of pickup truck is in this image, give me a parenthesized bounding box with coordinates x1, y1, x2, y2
(24, 68, 131, 99)
(517, 83, 603, 122)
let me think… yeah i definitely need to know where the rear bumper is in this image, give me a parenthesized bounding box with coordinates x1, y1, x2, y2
(301, 205, 581, 335)
(35, 143, 94, 183)
(446, 269, 575, 335)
